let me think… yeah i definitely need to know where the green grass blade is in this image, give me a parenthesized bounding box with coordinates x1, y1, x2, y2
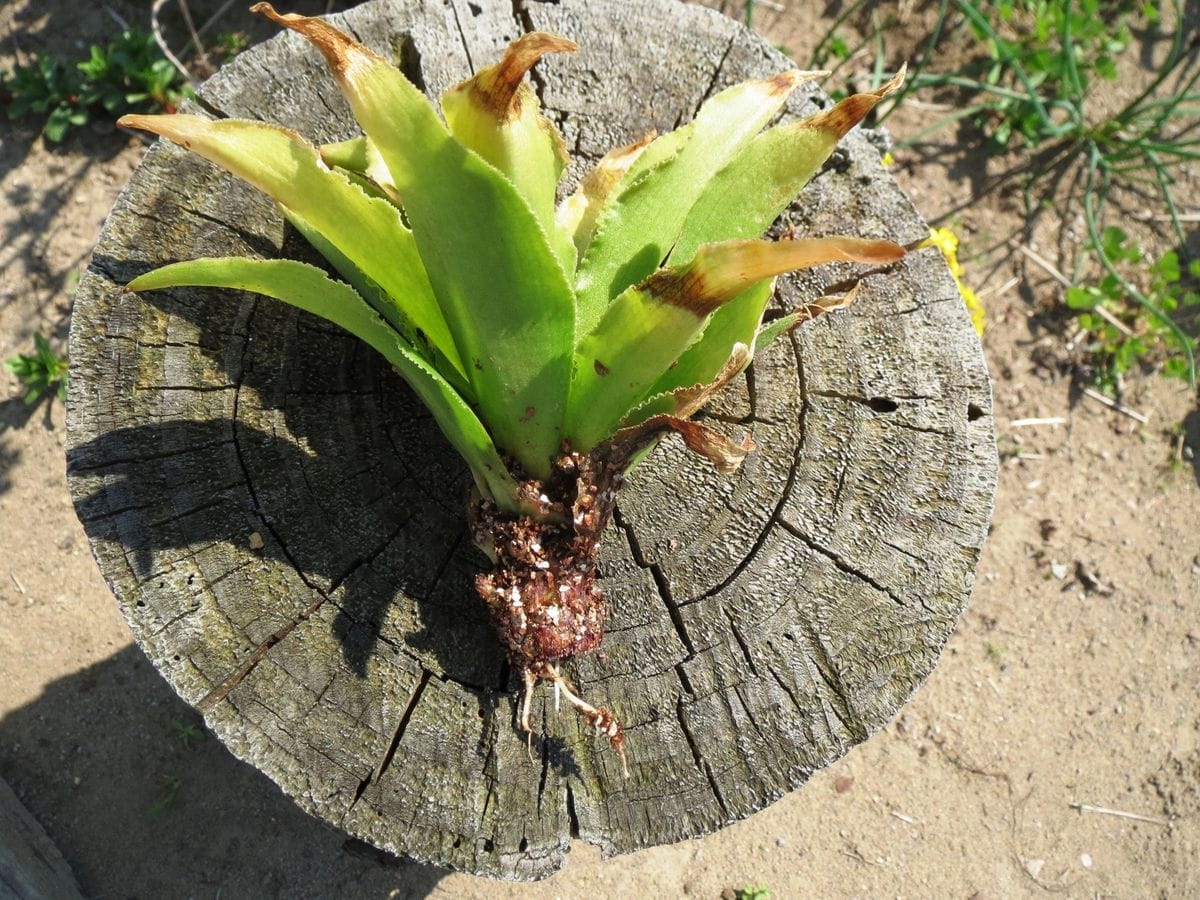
(256, 5, 575, 479)
(127, 257, 522, 507)
(117, 113, 462, 380)
(571, 69, 810, 335)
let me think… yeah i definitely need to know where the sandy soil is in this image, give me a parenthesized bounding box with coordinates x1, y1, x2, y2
(2, 1, 1198, 897)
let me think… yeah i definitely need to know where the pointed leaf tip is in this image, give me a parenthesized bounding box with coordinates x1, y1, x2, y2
(252, 3, 373, 81)
(480, 31, 577, 118)
(644, 236, 904, 318)
(803, 64, 907, 139)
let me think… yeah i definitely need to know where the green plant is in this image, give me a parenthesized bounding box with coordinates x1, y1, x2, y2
(1, 28, 189, 141)
(1066, 229, 1200, 391)
(5, 334, 68, 405)
(148, 773, 182, 814)
(77, 29, 189, 114)
(812, 0, 1199, 387)
(1, 54, 88, 142)
(122, 4, 907, 770)
(213, 31, 250, 62)
(734, 887, 771, 900)
(169, 714, 205, 749)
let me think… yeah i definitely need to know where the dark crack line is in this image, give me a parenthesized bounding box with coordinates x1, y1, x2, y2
(134, 383, 234, 392)
(348, 669, 431, 816)
(512, 1, 550, 106)
(677, 29, 738, 129)
(765, 663, 806, 717)
(687, 324, 807, 605)
(795, 621, 866, 742)
(230, 300, 325, 594)
(194, 303, 339, 711)
(693, 438, 801, 606)
(449, 0, 476, 74)
(722, 605, 758, 677)
(536, 708, 552, 818)
(565, 784, 580, 838)
(196, 590, 329, 713)
(675, 698, 730, 818)
(613, 505, 695, 657)
(778, 517, 906, 609)
(81, 488, 238, 527)
(732, 686, 764, 738)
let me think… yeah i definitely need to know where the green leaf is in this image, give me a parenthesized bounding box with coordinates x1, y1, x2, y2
(117, 113, 463, 381)
(440, 32, 578, 276)
(1153, 250, 1181, 283)
(645, 76, 903, 395)
(127, 257, 523, 509)
(641, 280, 774, 404)
(557, 131, 657, 261)
(571, 69, 809, 335)
(281, 208, 473, 400)
(1066, 285, 1101, 309)
(255, 5, 576, 479)
(565, 236, 904, 450)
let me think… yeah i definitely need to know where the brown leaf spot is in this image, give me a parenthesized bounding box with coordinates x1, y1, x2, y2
(520, 406, 536, 423)
(593, 359, 609, 377)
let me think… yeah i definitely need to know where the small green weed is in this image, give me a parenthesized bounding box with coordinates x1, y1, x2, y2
(1, 29, 189, 141)
(148, 773, 182, 815)
(212, 31, 250, 62)
(5, 334, 68, 405)
(1067, 229, 1200, 392)
(811, 0, 1199, 388)
(734, 887, 771, 900)
(169, 714, 205, 750)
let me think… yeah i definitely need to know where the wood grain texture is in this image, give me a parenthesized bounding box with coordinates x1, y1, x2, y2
(65, 0, 997, 880)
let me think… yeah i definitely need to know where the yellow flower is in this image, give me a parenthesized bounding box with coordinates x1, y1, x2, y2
(922, 227, 983, 335)
(881, 151, 895, 167)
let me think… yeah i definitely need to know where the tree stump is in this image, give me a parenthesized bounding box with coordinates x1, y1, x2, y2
(66, 0, 997, 881)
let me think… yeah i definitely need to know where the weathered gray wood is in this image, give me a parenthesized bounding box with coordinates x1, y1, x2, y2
(65, 0, 997, 881)
(0, 776, 83, 900)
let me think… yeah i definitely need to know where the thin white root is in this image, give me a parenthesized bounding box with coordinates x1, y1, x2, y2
(544, 664, 629, 778)
(521, 667, 538, 763)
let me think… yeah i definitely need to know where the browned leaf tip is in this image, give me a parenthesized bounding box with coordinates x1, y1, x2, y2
(491, 32, 576, 112)
(672, 342, 752, 419)
(251, 3, 378, 82)
(610, 415, 754, 475)
(802, 63, 907, 139)
(644, 237, 903, 318)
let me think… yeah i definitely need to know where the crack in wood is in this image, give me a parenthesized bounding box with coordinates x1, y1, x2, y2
(795, 621, 866, 742)
(613, 506, 695, 657)
(348, 669, 431, 814)
(196, 589, 330, 713)
(721, 605, 758, 677)
(676, 29, 737, 129)
(675, 697, 730, 817)
(448, 0, 477, 74)
(564, 783, 580, 839)
(777, 517, 905, 609)
(691, 440, 801, 606)
(765, 663, 806, 717)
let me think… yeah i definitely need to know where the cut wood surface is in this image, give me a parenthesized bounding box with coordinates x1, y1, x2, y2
(65, 0, 997, 881)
